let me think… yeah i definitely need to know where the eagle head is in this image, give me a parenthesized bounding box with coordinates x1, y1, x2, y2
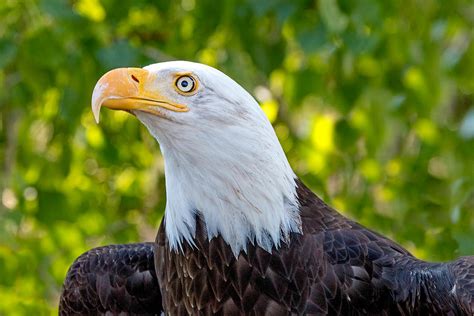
(92, 61, 301, 256)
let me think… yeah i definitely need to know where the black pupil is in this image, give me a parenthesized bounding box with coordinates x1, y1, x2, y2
(181, 80, 189, 88)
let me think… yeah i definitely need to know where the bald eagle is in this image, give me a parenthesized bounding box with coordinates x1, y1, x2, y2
(60, 61, 473, 315)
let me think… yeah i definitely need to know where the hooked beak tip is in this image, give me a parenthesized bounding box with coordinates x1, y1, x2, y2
(91, 82, 108, 124)
(93, 107, 101, 124)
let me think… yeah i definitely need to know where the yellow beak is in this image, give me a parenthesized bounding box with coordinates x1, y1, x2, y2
(91, 67, 188, 123)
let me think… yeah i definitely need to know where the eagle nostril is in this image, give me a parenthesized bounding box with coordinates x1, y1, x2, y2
(131, 75, 139, 83)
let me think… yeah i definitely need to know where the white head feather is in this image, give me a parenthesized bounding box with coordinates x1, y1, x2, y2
(132, 61, 301, 256)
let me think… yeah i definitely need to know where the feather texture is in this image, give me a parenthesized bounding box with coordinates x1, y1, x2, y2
(59, 243, 162, 315)
(154, 179, 474, 315)
(59, 181, 473, 315)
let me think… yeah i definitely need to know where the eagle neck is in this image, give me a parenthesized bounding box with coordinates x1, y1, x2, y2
(158, 127, 302, 256)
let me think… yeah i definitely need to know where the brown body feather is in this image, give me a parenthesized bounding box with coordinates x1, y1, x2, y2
(59, 243, 162, 315)
(154, 180, 473, 315)
(60, 180, 473, 315)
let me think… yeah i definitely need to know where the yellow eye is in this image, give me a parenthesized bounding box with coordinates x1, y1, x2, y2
(175, 75, 196, 94)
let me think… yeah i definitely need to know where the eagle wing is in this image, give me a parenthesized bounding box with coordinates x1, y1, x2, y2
(59, 242, 162, 315)
(301, 218, 473, 315)
(298, 180, 474, 315)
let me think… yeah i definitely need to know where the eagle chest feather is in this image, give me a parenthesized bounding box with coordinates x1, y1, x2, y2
(154, 184, 366, 315)
(155, 220, 332, 315)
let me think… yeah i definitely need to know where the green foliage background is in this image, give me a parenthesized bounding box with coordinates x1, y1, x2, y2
(0, 0, 473, 314)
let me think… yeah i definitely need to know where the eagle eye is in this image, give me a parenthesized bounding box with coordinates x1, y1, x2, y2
(175, 75, 196, 94)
